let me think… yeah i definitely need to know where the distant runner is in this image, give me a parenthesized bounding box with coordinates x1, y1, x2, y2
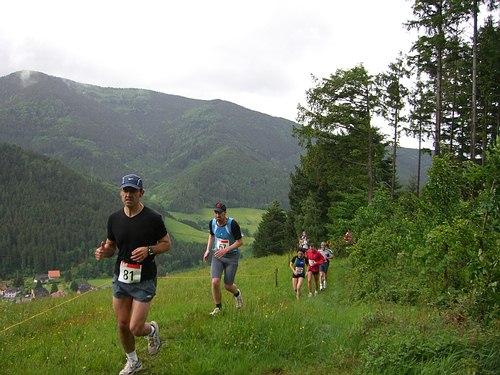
(290, 247, 307, 299)
(305, 245, 324, 297)
(203, 203, 244, 316)
(319, 242, 334, 290)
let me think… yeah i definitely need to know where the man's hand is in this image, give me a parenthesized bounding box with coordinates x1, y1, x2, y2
(131, 246, 148, 263)
(95, 241, 106, 260)
(214, 247, 227, 259)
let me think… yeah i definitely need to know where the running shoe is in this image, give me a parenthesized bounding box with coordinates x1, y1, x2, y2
(210, 307, 220, 316)
(235, 289, 243, 309)
(119, 358, 143, 375)
(147, 321, 161, 355)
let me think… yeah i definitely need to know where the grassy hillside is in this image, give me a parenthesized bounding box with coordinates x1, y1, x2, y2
(166, 208, 265, 259)
(164, 208, 265, 244)
(170, 208, 265, 237)
(1, 256, 496, 374)
(164, 217, 209, 244)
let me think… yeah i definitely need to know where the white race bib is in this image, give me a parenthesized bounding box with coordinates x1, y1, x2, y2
(295, 267, 304, 274)
(118, 261, 142, 284)
(216, 238, 229, 250)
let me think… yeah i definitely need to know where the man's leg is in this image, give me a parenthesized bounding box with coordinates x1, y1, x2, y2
(128, 299, 153, 337)
(307, 271, 313, 295)
(113, 296, 135, 354)
(314, 273, 320, 292)
(211, 278, 222, 304)
(222, 254, 242, 308)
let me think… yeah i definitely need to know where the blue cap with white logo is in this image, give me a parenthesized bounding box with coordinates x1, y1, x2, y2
(120, 174, 143, 190)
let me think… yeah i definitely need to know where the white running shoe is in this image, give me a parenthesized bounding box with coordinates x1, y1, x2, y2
(119, 358, 143, 375)
(210, 307, 220, 316)
(314, 290, 319, 296)
(235, 289, 243, 309)
(308, 292, 313, 298)
(147, 321, 161, 355)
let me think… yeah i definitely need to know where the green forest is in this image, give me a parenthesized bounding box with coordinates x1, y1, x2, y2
(0, 144, 216, 281)
(252, 1, 499, 326)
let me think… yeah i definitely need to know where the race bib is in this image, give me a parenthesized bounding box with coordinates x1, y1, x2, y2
(118, 261, 142, 284)
(309, 259, 315, 266)
(296, 267, 304, 274)
(216, 238, 229, 250)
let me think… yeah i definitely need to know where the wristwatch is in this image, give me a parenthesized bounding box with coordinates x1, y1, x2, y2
(147, 246, 154, 256)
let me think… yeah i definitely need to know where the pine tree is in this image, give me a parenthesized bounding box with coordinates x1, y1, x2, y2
(253, 201, 291, 257)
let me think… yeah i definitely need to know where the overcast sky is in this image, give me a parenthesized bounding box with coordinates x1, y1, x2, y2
(1, 0, 428, 147)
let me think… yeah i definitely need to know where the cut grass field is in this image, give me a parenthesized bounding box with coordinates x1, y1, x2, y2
(1, 255, 497, 374)
(167, 207, 264, 244)
(164, 217, 208, 244)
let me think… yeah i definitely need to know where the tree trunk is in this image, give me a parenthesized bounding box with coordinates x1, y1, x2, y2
(434, 0, 444, 157)
(392, 110, 398, 200)
(471, 0, 478, 162)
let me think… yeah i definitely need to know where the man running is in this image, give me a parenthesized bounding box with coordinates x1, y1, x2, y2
(95, 174, 171, 375)
(203, 203, 244, 316)
(305, 245, 324, 297)
(318, 242, 334, 290)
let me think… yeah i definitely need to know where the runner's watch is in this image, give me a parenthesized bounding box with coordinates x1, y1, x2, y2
(147, 246, 154, 256)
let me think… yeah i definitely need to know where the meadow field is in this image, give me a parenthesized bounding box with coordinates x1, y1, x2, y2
(1, 256, 497, 374)
(168, 208, 263, 243)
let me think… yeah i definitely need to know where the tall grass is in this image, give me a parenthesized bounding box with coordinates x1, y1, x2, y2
(1, 256, 497, 374)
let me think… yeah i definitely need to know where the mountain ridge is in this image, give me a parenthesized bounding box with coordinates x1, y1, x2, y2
(0, 70, 302, 211)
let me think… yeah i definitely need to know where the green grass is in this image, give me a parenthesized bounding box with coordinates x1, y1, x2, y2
(164, 217, 208, 243)
(170, 208, 264, 234)
(167, 207, 264, 245)
(1, 256, 497, 374)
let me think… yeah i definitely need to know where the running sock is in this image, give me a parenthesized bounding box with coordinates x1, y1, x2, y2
(149, 323, 156, 337)
(126, 351, 139, 362)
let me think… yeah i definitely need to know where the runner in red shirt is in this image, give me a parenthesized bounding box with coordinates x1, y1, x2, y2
(305, 245, 324, 297)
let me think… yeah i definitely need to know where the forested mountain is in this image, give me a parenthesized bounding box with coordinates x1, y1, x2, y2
(0, 71, 302, 211)
(0, 143, 220, 280)
(0, 143, 120, 278)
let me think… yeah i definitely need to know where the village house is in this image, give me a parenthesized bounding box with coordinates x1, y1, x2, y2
(33, 270, 61, 283)
(33, 274, 49, 283)
(4, 287, 22, 299)
(48, 270, 61, 280)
